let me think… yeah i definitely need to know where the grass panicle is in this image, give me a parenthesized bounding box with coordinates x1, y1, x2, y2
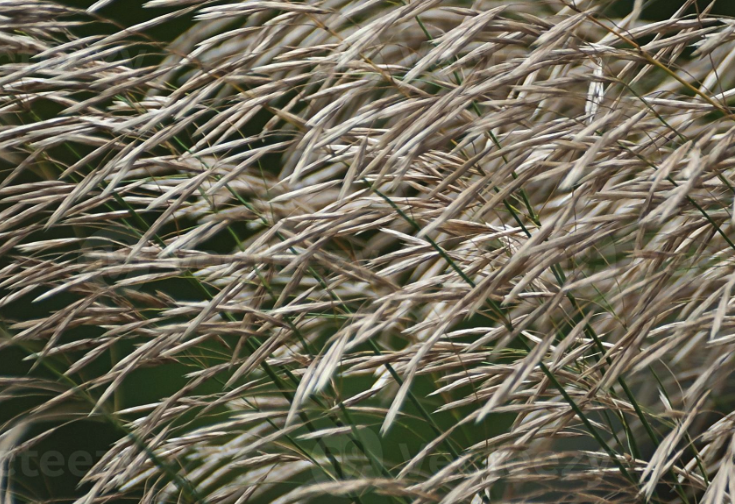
(2, 0, 735, 502)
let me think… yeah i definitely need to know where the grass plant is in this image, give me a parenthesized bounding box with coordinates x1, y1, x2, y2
(2, 0, 735, 502)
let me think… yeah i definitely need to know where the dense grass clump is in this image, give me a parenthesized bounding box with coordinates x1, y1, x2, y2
(3, 0, 735, 502)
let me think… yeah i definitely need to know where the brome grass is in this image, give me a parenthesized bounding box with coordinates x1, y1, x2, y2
(2, 0, 735, 502)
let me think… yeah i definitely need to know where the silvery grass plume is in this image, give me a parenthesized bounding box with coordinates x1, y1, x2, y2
(1, 0, 735, 502)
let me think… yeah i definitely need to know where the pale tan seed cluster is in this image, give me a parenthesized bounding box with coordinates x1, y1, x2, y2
(2, 0, 735, 502)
